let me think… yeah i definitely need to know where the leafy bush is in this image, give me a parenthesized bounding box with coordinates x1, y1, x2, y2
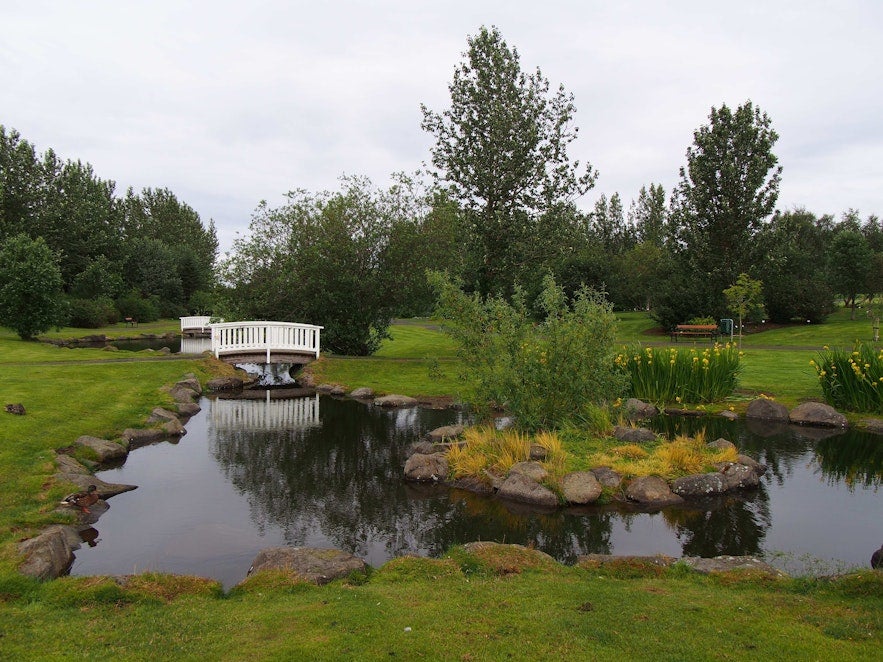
(431, 272, 628, 430)
(67, 297, 119, 328)
(115, 291, 159, 323)
(812, 344, 883, 413)
(615, 343, 742, 403)
(0, 233, 68, 338)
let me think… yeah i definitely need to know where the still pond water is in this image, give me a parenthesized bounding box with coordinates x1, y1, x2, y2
(71, 393, 882, 588)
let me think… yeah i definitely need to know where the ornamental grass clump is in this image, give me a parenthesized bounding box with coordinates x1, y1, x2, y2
(812, 343, 883, 412)
(615, 343, 741, 404)
(446, 426, 567, 481)
(586, 431, 738, 478)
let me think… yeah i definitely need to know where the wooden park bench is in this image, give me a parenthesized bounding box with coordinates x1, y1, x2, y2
(670, 324, 719, 342)
(124, 317, 138, 327)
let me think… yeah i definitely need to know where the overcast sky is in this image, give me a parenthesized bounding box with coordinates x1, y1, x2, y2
(3, 0, 881, 253)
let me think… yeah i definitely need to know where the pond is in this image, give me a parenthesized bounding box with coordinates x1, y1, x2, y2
(70, 394, 882, 588)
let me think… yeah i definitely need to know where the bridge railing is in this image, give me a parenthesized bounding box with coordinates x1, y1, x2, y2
(180, 316, 212, 334)
(210, 321, 323, 362)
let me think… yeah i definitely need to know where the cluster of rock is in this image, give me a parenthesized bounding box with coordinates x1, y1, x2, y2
(17, 373, 212, 580)
(745, 397, 848, 427)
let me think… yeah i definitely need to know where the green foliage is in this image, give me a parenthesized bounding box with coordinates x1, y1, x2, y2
(0, 233, 67, 339)
(66, 297, 119, 328)
(615, 343, 742, 403)
(812, 343, 883, 413)
(828, 228, 873, 319)
(724, 273, 766, 346)
(668, 101, 781, 319)
(115, 290, 160, 323)
(430, 272, 627, 430)
(421, 26, 596, 296)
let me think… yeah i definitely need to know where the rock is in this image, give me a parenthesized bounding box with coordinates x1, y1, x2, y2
(55, 472, 137, 498)
(860, 418, 883, 434)
(482, 470, 505, 490)
(329, 385, 347, 396)
(374, 394, 418, 407)
(663, 408, 705, 417)
(613, 426, 657, 443)
(73, 435, 128, 463)
(494, 416, 515, 431)
(448, 475, 495, 495)
(872, 544, 883, 569)
(736, 454, 767, 475)
(591, 466, 623, 489)
(176, 377, 202, 394)
(622, 398, 658, 420)
(497, 473, 559, 508)
(122, 428, 167, 449)
(719, 463, 760, 490)
(680, 555, 787, 578)
(462, 542, 557, 570)
(168, 384, 200, 404)
(316, 383, 336, 393)
(162, 418, 186, 437)
(146, 407, 180, 425)
(719, 410, 739, 421)
(18, 525, 81, 580)
(428, 424, 465, 442)
(403, 453, 449, 482)
(706, 438, 736, 452)
(746, 398, 789, 421)
(5, 403, 25, 415)
(560, 471, 603, 504)
(508, 461, 548, 482)
(246, 547, 367, 585)
(529, 444, 548, 461)
(55, 454, 90, 475)
(206, 377, 243, 391)
(176, 402, 202, 418)
(157, 347, 172, 355)
(671, 472, 727, 498)
(578, 554, 677, 570)
(625, 475, 683, 507)
(349, 387, 375, 399)
(789, 402, 848, 428)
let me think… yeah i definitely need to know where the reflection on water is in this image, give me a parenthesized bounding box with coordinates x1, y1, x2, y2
(71, 396, 882, 587)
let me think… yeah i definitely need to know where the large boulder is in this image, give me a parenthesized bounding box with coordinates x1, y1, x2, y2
(176, 402, 202, 418)
(789, 402, 848, 428)
(168, 384, 200, 404)
(591, 466, 623, 489)
(146, 407, 180, 425)
(736, 454, 767, 475)
(625, 475, 683, 507)
(246, 547, 367, 585)
(706, 438, 736, 452)
(18, 525, 81, 580)
(560, 471, 603, 505)
(349, 387, 375, 399)
(613, 426, 657, 443)
(72, 435, 128, 463)
(508, 461, 548, 482)
(403, 453, 448, 482)
(746, 398, 789, 421)
(428, 424, 464, 442)
(176, 377, 202, 393)
(719, 463, 760, 490)
(122, 428, 167, 449)
(621, 398, 659, 420)
(671, 473, 727, 498)
(497, 473, 559, 508)
(374, 394, 418, 408)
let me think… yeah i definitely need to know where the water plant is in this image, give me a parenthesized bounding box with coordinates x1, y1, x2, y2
(615, 343, 742, 403)
(811, 343, 883, 413)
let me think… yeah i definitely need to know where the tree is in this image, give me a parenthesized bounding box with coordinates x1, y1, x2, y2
(421, 26, 596, 295)
(828, 229, 873, 319)
(723, 273, 766, 347)
(0, 233, 67, 339)
(0, 126, 42, 242)
(629, 183, 668, 247)
(670, 101, 782, 317)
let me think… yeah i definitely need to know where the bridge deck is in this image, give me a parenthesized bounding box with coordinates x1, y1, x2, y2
(211, 321, 323, 365)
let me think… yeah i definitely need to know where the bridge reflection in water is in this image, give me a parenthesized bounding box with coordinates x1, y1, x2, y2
(210, 394, 321, 431)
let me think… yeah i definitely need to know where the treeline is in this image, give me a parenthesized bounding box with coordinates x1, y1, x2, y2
(224, 26, 882, 355)
(0, 125, 218, 328)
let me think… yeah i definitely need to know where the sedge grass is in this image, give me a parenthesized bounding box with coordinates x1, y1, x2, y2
(812, 343, 883, 413)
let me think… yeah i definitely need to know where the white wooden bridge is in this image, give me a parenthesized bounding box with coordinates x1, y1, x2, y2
(210, 321, 323, 365)
(180, 315, 213, 337)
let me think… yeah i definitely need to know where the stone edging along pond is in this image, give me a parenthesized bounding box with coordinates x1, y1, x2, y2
(15, 375, 879, 583)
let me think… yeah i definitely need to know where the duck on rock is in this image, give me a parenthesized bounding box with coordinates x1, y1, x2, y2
(61, 485, 100, 514)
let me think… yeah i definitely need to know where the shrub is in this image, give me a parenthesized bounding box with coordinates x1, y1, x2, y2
(67, 297, 119, 328)
(430, 272, 628, 430)
(615, 343, 742, 403)
(115, 291, 159, 323)
(812, 343, 883, 413)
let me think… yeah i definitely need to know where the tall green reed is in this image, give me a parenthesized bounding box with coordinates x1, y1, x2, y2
(812, 343, 883, 412)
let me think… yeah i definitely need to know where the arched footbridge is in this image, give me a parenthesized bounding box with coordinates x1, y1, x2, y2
(210, 321, 323, 365)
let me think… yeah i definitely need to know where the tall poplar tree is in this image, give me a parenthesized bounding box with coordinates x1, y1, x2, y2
(421, 26, 596, 295)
